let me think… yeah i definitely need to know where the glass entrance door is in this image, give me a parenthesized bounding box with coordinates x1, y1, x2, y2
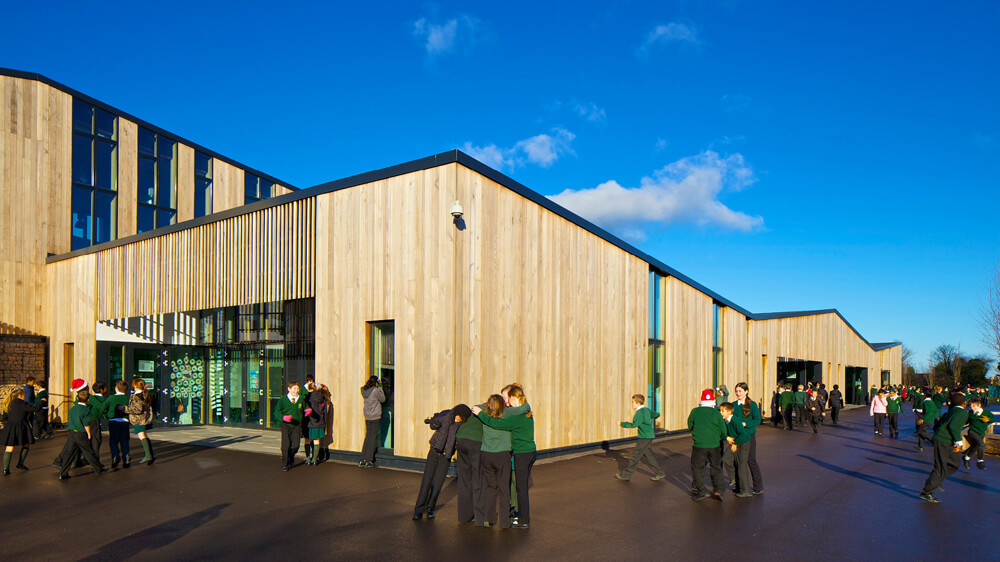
(224, 346, 284, 427)
(368, 322, 395, 450)
(206, 348, 225, 425)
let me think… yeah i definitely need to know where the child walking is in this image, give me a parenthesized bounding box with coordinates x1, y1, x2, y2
(688, 389, 727, 501)
(919, 394, 969, 503)
(870, 389, 888, 436)
(56, 380, 105, 480)
(274, 381, 306, 471)
(886, 388, 902, 439)
(126, 379, 156, 465)
(732, 382, 764, 494)
(720, 402, 752, 498)
(105, 380, 132, 469)
(1, 388, 41, 474)
(304, 382, 327, 465)
(615, 394, 665, 482)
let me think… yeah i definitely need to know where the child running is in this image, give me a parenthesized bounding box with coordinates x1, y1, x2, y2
(616, 394, 666, 482)
(919, 394, 968, 503)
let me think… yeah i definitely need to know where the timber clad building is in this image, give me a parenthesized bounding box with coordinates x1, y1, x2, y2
(1, 69, 901, 461)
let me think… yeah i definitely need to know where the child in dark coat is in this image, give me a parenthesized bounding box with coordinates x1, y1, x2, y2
(413, 404, 472, 520)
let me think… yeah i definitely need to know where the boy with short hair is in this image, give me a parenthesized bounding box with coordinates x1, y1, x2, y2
(915, 389, 938, 452)
(688, 389, 726, 502)
(779, 385, 795, 430)
(793, 385, 807, 427)
(274, 381, 307, 471)
(616, 394, 666, 482)
(31, 379, 52, 439)
(919, 394, 969, 503)
(886, 388, 902, 439)
(805, 389, 825, 433)
(964, 398, 994, 470)
(719, 402, 752, 498)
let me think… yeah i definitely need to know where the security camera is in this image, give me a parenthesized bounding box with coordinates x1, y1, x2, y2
(450, 200, 464, 219)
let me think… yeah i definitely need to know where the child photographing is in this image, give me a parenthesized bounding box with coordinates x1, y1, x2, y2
(615, 394, 665, 482)
(412, 404, 472, 520)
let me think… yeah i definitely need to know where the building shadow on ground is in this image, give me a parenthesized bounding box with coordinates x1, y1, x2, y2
(80, 503, 230, 561)
(797, 454, 919, 497)
(144, 435, 259, 464)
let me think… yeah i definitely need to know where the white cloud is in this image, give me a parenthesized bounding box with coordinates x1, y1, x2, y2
(463, 128, 576, 171)
(549, 151, 763, 233)
(574, 101, 607, 123)
(639, 22, 699, 55)
(413, 14, 480, 55)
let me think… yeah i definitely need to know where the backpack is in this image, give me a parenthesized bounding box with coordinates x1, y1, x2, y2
(126, 394, 153, 425)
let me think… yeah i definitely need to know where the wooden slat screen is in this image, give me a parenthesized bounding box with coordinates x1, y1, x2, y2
(96, 197, 316, 320)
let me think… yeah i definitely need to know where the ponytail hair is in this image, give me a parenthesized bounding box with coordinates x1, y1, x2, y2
(132, 378, 150, 404)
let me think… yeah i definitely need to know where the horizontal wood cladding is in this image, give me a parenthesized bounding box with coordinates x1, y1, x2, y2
(95, 197, 316, 319)
(0, 76, 71, 336)
(316, 164, 648, 458)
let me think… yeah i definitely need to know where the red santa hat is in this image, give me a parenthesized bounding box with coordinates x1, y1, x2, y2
(700, 389, 715, 407)
(70, 378, 88, 393)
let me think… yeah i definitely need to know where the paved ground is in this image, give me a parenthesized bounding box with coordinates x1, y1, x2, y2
(1, 407, 996, 561)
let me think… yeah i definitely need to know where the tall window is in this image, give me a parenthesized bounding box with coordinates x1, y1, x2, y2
(648, 272, 664, 420)
(244, 171, 274, 204)
(194, 152, 213, 218)
(137, 127, 176, 233)
(712, 303, 723, 388)
(71, 99, 118, 249)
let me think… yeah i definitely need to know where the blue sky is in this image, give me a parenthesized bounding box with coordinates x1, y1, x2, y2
(6, 1, 999, 371)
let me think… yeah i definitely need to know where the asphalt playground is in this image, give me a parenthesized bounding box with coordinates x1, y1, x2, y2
(0, 406, 996, 561)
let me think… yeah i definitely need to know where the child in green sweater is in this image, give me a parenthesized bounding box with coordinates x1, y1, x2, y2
(688, 389, 726, 501)
(720, 402, 752, 498)
(616, 394, 666, 482)
(964, 397, 994, 470)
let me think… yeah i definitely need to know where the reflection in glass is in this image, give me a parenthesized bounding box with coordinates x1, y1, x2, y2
(95, 140, 115, 190)
(266, 346, 284, 429)
(195, 178, 212, 218)
(194, 152, 211, 177)
(73, 134, 92, 185)
(244, 171, 259, 203)
(137, 204, 155, 234)
(94, 190, 117, 244)
(71, 186, 92, 250)
(73, 99, 93, 133)
(156, 209, 176, 229)
(207, 349, 225, 424)
(138, 158, 155, 203)
(261, 180, 274, 200)
(95, 109, 116, 139)
(229, 352, 244, 423)
(169, 347, 205, 425)
(138, 128, 156, 155)
(156, 156, 175, 209)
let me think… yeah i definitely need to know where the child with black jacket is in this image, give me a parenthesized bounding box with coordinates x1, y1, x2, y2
(413, 404, 472, 520)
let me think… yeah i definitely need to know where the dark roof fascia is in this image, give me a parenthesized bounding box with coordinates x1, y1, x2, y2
(0, 67, 297, 191)
(45, 151, 464, 264)
(451, 152, 757, 317)
(44, 148, 896, 354)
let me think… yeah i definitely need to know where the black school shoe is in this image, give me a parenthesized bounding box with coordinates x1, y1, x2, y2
(692, 492, 711, 502)
(977, 461, 986, 470)
(412, 513, 422, 520)
(918, 492, 940, 503)
(963, 457, 970, 470)
(426, 510, 435, 519)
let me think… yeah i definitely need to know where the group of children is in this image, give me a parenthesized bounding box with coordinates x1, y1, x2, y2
(773, 384, 831, 432)
(617, 383, 765, 501)
(0, 376, 157, 479)
(408, 382, 536, 530)
(274, 379, 332, 470)
(917, 389, 996, 503)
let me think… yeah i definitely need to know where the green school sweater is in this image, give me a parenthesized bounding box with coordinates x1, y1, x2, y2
(725, 415, 750, 445)
(933, 406, 968, 444)
(779, 391, 795, 408)
(104, 393, 130, 420)
(479, 403, 530, 453)
(687, 406, 725, 448)
(794, 391, 807, 405)
(967, 409, 996, 435)
(477, 412, 536, 454)
(731, 400, 761, 435)
(88, 394, 107, 423)
(621, 406, 659, 439)
(921, 399, 939, 425)
(886, 397, 902, 414)
(67, 402, 91, 432)
(274, 394, 306, 425)
(34, 389, 49, 409)
(455, 405, 484, 442)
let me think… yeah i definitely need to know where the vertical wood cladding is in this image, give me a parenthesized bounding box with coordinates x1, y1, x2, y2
(0, 76, 71, 336)
(316, 164, 649, 458)
(95, 197, 315, 319)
